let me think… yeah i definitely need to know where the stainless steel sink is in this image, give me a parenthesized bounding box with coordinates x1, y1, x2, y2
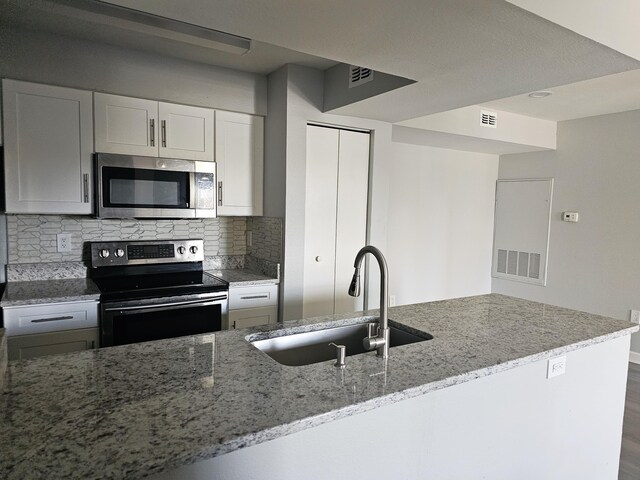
(250, 321, 433, 367)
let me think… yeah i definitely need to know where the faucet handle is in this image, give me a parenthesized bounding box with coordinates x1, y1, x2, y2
(363, 335, 386, 352)
(328, 342, 346, 368)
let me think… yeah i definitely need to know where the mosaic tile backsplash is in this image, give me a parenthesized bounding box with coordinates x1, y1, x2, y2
(6, 215, 283, 271)
(247, 217, 282, 263)
(7, 215, 247, 264)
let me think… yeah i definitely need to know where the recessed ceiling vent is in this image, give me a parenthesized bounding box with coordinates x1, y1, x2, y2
(349, 65, 374, 88)
(480, 110, 497, 128)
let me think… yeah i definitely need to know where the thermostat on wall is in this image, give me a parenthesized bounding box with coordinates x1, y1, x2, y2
(563, 212, 579, 223)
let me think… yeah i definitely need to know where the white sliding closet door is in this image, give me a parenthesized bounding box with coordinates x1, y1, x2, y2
(303, 125, 370, 318)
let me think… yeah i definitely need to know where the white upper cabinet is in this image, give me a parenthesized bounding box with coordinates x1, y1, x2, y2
(159, 102, 214, 161)
(94, 93, 158, 157)
(2, 79, 93, 214)
(215, 111, 264, 216)
(94, 94, 214, 161)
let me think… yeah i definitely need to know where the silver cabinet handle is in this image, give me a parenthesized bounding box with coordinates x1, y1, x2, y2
(150, 119, 155, 146)
(83, 174, 89, 203)
(31, 315, 74, 323)
(218, 181, 223, 206)
(161, 119, 167, 147)
(240, 295, 269, 300)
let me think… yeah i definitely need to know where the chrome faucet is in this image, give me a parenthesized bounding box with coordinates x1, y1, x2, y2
(348, 245, 390, 358)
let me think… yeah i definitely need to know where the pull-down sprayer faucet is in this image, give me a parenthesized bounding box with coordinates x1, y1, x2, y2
(348, 245, 389, 358)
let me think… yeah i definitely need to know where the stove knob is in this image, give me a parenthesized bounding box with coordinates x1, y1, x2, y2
(99, 248, 110, 258)
(177, 246, 186, 255)
(189, 246, 198, 254)
(114, 248, 125, 258)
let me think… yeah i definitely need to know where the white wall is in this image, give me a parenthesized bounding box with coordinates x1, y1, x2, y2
(387, 143, 498, 305)
(493, 109, 640, 354)
(0, 26, 266, 115)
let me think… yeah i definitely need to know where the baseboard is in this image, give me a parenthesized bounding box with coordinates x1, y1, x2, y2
(630, 351, 640, 365)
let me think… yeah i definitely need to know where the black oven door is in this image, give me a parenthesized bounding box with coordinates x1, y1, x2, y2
(100, 292, 228, 347)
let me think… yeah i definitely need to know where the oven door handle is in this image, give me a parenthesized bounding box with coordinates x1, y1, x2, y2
(104, 295, 227, 313)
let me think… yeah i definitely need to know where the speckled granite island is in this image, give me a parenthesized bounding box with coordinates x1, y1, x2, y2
(1, 294, 637, 480)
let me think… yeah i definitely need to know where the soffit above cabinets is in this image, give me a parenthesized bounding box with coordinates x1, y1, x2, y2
(393, 106, 557, 155)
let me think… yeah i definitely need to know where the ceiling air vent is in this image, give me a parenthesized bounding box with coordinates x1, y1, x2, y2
(349, 65, 374, 88)
(480, 110, 497, 128)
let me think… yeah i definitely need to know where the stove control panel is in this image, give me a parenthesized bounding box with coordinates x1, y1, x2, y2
(90, 240, 204, 267)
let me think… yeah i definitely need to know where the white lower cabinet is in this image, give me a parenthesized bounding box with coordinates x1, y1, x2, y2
(3, 300, 99, 361)
(226, 284, 278, 329)
(7, 328, 98, 361)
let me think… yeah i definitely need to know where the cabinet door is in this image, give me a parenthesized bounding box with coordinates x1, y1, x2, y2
(228, 306, 277, 330)
(158, 102, 214, 161)
(215, 111, 264, 216)
(7, 328, 98, 361)
(94, 93, 158, 156)
(2, 79, 93, 214)
(303, 126, 339, 318)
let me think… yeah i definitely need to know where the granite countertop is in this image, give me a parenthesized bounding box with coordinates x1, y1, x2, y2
(1, 294, 637, 480)
(206, 268, 279, 286)
(0, 278, 101, 307)
(0, 270, 277, 307)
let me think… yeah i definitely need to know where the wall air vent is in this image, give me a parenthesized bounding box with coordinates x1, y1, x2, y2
(480, 110, 497, 128)
(496, 249, 541, 280)
(349, 65, 374, 88)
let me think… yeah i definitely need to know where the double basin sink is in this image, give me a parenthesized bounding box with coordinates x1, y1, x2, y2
(250, 320, 433, 367)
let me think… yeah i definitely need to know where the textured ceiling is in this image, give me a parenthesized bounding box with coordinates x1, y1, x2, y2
(481, 69, 640, 121)
(4, 0, 639, 122)
(0, 0, 337, 75)
(100, 0, 640, 122)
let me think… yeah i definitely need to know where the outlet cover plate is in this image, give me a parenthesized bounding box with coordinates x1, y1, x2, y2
(547, 356, 566, 379)
(57, 233, 72, 253)
(631, 310, 640, 324)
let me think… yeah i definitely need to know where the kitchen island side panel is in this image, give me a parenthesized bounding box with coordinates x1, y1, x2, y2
(153, 334, 630, 480)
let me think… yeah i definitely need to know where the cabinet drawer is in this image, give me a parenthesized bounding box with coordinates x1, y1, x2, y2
(3, 301, 99, 336)
(229, 284, 278, 309)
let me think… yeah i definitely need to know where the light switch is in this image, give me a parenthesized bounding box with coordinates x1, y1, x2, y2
(563, 212, 579, 222)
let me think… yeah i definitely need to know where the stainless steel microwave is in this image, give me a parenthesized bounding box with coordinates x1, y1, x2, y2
(95, 153, 216, 219)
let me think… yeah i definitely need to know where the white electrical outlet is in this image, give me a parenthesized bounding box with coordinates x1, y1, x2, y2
(389, 295, 396, 307)
(56, 233, 72, 253)
(631, 310, 640, 324)
(547, 356, 566, 379)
